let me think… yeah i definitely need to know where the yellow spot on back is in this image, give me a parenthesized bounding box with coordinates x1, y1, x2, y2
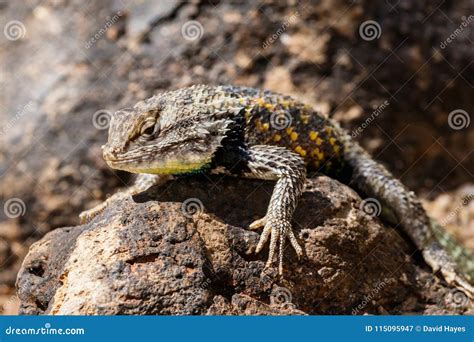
(285, 127, 293, 135)
(311, 148, 324, 160)
(290, 131, 298, 141)
(255, 97, 274, 110)
(294, 145, 307, 157)
(309, 131, 322, 145)
(329, 137, 336, 146)
(273, 134, 282, 142)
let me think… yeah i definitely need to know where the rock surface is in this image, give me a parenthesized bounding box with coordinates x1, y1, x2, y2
(17, 176, 471, 315)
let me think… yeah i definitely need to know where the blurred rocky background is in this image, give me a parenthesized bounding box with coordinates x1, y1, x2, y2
(0, 0, 472, 314)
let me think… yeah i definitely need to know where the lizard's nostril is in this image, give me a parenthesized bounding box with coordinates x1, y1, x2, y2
(103, 148, 117, 161)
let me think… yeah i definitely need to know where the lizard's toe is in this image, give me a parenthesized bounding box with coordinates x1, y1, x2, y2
(257, 219, 298, 275)
(288, 228, 303, 259)
(265, 222, 279, 269)
(249, 216, 266, 230)
(256, 222, 272, 253)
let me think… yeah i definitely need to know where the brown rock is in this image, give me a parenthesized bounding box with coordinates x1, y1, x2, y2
(16, 176, 469, 315)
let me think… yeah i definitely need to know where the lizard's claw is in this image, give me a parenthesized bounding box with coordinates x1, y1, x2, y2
(252, 216, 303, 275)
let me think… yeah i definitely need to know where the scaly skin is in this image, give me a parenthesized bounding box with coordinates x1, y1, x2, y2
(80, 84, 473, 296)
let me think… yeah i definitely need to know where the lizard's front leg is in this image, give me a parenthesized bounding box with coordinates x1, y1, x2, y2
(244, 145, 306, 275)
(79, 174, 169, 223)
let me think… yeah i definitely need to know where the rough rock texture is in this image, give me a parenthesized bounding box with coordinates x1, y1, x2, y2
(16, 176, 472, 315)
(1, 0, 473, 312)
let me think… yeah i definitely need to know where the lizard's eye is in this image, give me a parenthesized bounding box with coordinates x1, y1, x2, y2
(139, 117, 159, 140)
(142, 125, 154, 135)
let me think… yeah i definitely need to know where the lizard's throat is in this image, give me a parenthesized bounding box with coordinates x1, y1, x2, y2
(105, 156, 211, 175)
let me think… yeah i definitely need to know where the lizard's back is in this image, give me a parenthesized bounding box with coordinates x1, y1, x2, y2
(217, 85, 348, 178)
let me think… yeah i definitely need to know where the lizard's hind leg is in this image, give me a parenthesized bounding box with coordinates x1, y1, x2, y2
(79, 174, 169, 223)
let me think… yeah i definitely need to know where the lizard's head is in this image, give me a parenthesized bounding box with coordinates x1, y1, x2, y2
(102, 91, 233, 175)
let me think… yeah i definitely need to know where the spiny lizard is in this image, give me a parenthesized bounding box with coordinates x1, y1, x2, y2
(80, 84, 473, 296)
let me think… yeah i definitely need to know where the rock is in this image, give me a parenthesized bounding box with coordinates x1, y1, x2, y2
(17, 176, 469, 315)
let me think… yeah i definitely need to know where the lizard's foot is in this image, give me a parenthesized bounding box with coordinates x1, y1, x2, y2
(79, 192, 130, 224)
(79, 175, 168, 224)
(79, 203, 107, 224)
(250, 216, 303, 275)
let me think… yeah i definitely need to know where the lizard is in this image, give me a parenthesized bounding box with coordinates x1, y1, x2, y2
(80, 84, 473, 296)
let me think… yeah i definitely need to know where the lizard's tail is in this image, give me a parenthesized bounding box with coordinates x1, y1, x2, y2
(337, 124, 474, 297)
